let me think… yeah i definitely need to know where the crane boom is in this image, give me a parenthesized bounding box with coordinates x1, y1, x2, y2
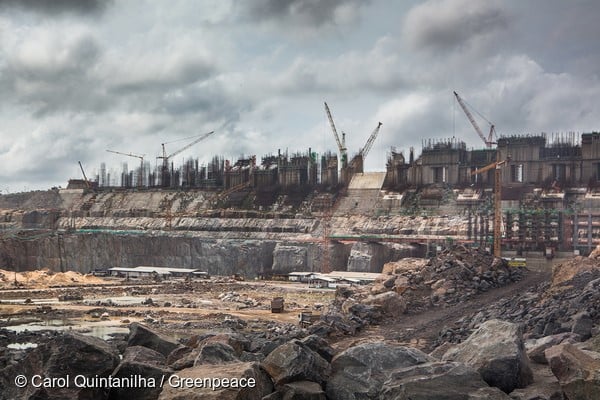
(106, 149, 145, 187)
(157, 130, 215, 187)
(454, 91, 495, 148)
(324, 102, 347, 166)
(360, 122, 382, 158)
(167, 130, 215, 159)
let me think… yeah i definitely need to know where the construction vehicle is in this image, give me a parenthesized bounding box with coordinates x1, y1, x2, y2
(471, 156, 510, 257)
(454, 91, 496, 148)
(158, 131, 215, 187)
(106, 150, 145, 187)
(348, 122, 383, 172)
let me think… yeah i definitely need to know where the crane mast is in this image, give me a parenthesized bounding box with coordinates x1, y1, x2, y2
(471, 157, 509, 257)
(454, 91, 496, 148)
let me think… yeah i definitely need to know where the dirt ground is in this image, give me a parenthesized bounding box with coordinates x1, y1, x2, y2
(0, 274, 335, 338)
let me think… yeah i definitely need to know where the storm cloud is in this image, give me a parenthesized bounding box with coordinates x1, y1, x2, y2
(0, 0, 599, 190)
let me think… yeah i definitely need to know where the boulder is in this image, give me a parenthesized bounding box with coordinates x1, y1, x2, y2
(166, 346, 193, 366)
(508, 364, 564, 400)
(364, 291, 406, 316)
(123, 345, 166, 366)
(0, 333, 119, 400)
(128, 323, 180, 357)
(279, 381, 326, 400)
(108, 357, 172, 400)
(326, 342, 434, 400)
(157, 362, 273, 400)
(571, 312, 593, 340)
(261, 340, 330, 386)
(199, 333, 249, 357)
(194, 342, 239, 365)
(300, 335, 335, 363)
(379, 361, 512, 400)
(526, 333, 579, 364)
(545, 343, 600, 399)
(442, 319, 533, 393)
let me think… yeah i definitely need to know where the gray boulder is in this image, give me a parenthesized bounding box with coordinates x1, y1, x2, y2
(194, 342, 239, 365)
(261, 340, 330, 386)
(0, 333, 119, 400)
(300, 335, 335, 363)
(326, 342, 434, 400)
(443, 319, 533, 393)
(128, 323, 180, 357)
(380, 361, 512, 400)
(108, 356, 172, 400)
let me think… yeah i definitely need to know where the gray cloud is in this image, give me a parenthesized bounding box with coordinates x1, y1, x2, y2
(238, 0, 370, 27)
(403, 0, 509, 53)
(0, 0, 110, 15)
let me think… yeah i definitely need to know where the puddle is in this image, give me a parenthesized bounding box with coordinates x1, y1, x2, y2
(0, 298, 60, 305)
(84, 296, 145, 306)
(7, 342, 38, 350)
(3, 318, 130, 340)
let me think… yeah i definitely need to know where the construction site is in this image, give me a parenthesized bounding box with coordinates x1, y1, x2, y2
(1, 98, 600, 399)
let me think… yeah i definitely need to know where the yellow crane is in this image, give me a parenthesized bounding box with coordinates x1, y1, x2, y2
(471, 156, 509, 257)
(106, 150, 145, 187)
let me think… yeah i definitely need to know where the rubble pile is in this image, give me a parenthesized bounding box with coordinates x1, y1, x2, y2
(435, 254, 600, 346)
(322, 246, 526, 336)
(0, 268, 107, 288)
(394, 245, 526, 311)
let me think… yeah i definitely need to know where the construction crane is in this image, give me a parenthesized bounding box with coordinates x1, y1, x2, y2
(78, 161, 91, 190)
(454, 91, 497, 148)
(471, 156, 509, 257)
(158, 131, 215, 187)
(349, 122, 383, 171)
(324, 102, 348, 168)
(106, 150, 145, 187)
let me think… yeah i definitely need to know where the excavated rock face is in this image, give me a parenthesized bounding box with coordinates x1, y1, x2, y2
(442, 319, 533, 393)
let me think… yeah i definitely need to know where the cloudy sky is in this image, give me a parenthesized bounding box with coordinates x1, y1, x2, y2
(1, 0, 599, 191)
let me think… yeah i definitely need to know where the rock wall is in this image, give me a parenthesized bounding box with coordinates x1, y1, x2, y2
(347, 242, 422, 272)
(0, 233, 419, 277)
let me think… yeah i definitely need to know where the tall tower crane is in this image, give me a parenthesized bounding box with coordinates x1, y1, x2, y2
(471, 156, 509, 257)
(158, 130, 215, 187)
(106, 149, 145, 187)
(349, 122, 383, 171)
(324, 102, 348, 169)
(454, 91, 496, 148)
